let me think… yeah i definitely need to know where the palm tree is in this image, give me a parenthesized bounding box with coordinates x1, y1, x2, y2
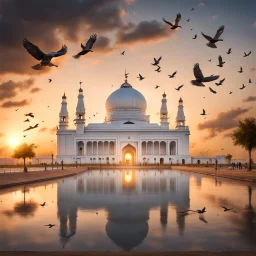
(232, 118, 256, 171)
(12, 143, 36, 172)
(225, 154, 232, 164)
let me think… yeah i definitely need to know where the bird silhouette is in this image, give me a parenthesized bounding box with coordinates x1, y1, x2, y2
(152, 56, 162, 66)
(137, 74, 145, 80)
(191, 7, 195, 11)
(238, 67, 243, 73)
(239, 84, 246, 90)
(15, 109, 19, 111)
(229, 91, 233, 94)
(187, 18, 190, 22)
(215, 78, 225, 86)
(162, 13, 182, 30)
(44, 224, 55, 228)
(217, 55, 225, 67)
(40, 202, 46, 207)
(155, 66, 161, 72)
(222, 206, 233, 212)
(175, 85, 184, 91)
(249, 79, 252, 83)
(200, 109, 206, 115)
(192, 34, 197, 39)
(73, 34, 97, 59)
(191, 63, 219, 87)
(121, 51, 125, 55)
(48, 79, 52, 83)
(24, 119, 30, 122)
(22, 38, 67, 70)
(196, 207, 206, 214)
(168, 71, 177, 78)
(208, 59, 212, 62)
(243, 51, 251, 57)
(25, 113, 34, 118)
(155, 85, 160, 89)
(227, 48, 232, 54)
(209, 87, 217, 94)
(23, 135, 27, 138)
(201, 25, 224, 48)
(23, 123, 39, 132)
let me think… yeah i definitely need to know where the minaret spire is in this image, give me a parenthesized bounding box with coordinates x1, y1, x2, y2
(75, 87, 85, 134)
(59, 92, 69, 130)
(160, 92, 169, 129)
(176, 97, 186, 129)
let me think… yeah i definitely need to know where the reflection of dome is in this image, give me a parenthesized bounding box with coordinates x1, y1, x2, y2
(106, 83, 147, 112)
(106, 221, 148, 251)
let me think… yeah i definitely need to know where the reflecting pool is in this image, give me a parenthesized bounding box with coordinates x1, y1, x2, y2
(0, 169, 255, 251)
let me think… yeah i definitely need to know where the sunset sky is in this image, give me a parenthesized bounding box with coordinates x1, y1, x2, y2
(0, 0, 255, 160)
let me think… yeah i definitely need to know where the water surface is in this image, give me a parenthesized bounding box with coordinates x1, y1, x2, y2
(0, 169, 255, 251)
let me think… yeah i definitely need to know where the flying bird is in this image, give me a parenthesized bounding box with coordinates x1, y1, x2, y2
(227, 48, 232, 54)
(192, 34, 197, 39)
(238, 67, 243, 73)
(249, 79, 252, 83)
(191, 7, 195, 11)
(243, 51, 251, 57)
(152, 56, 162, 66)
(155, 85, 160, 89)
(44, 224, 55, 228)
(200, 109, 206, 115)
(73, 34, 97, 59)
(168, 71, 177, 78)
(191, 63, 219, 87)
(137, 74, 145, 80)
(162, 13, 182, 30)
(155, 66, 161, 72)
(217, 55, 225, 67)
(187, 18, 190, 22)
(48, 79, 52, 83)
(23, 123, 39, 132)
(201, 25, 224, 48)
(121, 51, 125, 55)
(215, 78, 225, 86)
(25, 113, 34, 118)
(196, 207, 206, 214)
(209, 87, 217, 94)
(23, 135, 27, 138)
(208, 59, 212, 62)
(222, 206, 233, 212)
(24, 119, 30, 122)
(229, 91, 233, 94)
(239, 84, 246, 90)
(15, 109, 18, 111)
(175, 85, 184, 91)
(40, 202, 46, 207)
(22, 38, 67, 70)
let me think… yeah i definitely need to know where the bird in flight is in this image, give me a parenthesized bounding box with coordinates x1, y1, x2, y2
(44, 224, 55, 228)
(200, 109, 206, 115)
(163, 13, 182, 30)
(209, 87, 217, 94)
(229, 91, 233, 94)
(15, 109, 19, 111)
(155, 66, 161, 72)
(23, 135, 27, 138)
(191, 7, 195, 11)
(155, 85, 160, 89)
(192, 34, 197, 39)
(23, 124, 39, 132)
(243, 51, 251, 57)
(40, 202, 46, 207)
(187, 18, 190, 22)
(137, 74, 145, 80)
(152, 56, 162, 66)
(175, 85, 184, 91)
(191, 63, 219, 87)
(239, 84, 246, 90)
(24, 119, 30, 122)
(249, 79, 252, 83)
(215, 78, 225, 86)
(201, 25, 224, 48)
(238, 67, 243, 73)
(48, 79, 52, 83)
(73, 34, 97, 59)
(25, 113, 34, 118)
(208, 59, 212, 62)
(222, 206, 233, 212)
(217, 55, 225, 67)
(196, 207, 206, 214)
(121, 51, 125, 55)
(22, 38, 67, 70)
(227, 48, 232, 54)
(168, 71, 177, 78)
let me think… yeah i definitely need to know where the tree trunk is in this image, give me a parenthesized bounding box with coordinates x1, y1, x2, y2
(248, 149, 252, 171)
(23, 157, 28, 173)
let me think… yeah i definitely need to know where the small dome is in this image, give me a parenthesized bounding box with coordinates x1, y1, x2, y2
(106, 85, 147, 112)
(79, 88, 83, 93)
(162, 92, 166, 98)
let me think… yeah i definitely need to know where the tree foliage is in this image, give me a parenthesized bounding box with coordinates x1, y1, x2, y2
(225, 154, 232, 164)
(232, 118, 256, 171)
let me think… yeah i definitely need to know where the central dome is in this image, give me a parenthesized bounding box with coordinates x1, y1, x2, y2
(106, 81, 147, 112)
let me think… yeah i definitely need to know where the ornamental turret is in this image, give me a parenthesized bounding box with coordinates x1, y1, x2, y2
(176, 97, 186, 128)
(75, 87, 85, 134)
(160, 92, 169, 128)
(59, 93, 69, 130)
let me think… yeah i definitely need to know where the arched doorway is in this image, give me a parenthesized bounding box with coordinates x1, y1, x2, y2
(160, 158, 164, 164)
(122, 144, 136, 164)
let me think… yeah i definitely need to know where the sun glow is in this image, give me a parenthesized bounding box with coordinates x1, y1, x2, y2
(125, 171, 133, 183)
(125, 153, 132, 161)
(9, 138, 20, 147)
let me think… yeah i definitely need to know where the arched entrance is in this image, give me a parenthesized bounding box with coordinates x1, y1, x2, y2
(160, 158, 164, 165)
(122, 144, 136, 164)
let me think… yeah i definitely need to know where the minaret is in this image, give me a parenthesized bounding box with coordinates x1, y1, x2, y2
(160, 92, 169, 128)
(59, 93, 69, 130)
(176, 97, 186, 129)
(75, 87, 85, 134)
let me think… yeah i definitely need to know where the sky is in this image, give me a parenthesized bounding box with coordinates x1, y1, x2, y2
(0, 0, 255, 160)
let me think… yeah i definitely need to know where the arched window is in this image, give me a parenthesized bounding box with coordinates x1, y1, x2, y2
(160, 141, 166, 155)
(147, 141, 153, 155)
(98, 141, 103, 155)
(93, 141, 97, 155)
(77, 141, 84, 156)
(104, 141, 109, 155)
(170, 141, 176, 155)
(86, 141, 92, 155)
(109, 141, 115, 155)
(142, 141, 146, 155)
(154, 141, 159, 155)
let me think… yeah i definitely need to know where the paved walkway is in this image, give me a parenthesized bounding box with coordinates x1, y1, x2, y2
(174, 166, 256, 183)
(0, 167, 87, 188)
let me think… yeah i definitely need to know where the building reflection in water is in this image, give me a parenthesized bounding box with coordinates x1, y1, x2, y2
(57, 169, 190, 250)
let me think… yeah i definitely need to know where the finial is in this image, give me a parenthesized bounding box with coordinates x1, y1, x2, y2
(125, 69, 129, 82)
(179, 97, 183, 102)
(62, 92, 67, 99)
(163, 92, 166, 98)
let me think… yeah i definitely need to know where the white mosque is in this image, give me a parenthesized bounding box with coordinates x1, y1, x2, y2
(56, 78, 227, 165)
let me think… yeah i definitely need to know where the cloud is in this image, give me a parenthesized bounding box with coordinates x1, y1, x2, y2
(0, 0, 125, 75)
(94, 36, 113, 53)
(1, 99, 31, 108)
(250, 68, 256, 72)
(252, 21, 256, 28)
(197, 107, 250, 140)
(198, 2, 205, 6)
(243, 96, 256, 102)
(223, 133, 232, 138)
(30, 87, 41, 93)
(0, 78, 34, 101)
(49, 127, 57, 133)
(117, 20, 171, 45)
(39, 127, 48, 132)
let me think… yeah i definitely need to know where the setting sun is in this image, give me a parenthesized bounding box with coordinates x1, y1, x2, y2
(8, 138, 20, 147)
